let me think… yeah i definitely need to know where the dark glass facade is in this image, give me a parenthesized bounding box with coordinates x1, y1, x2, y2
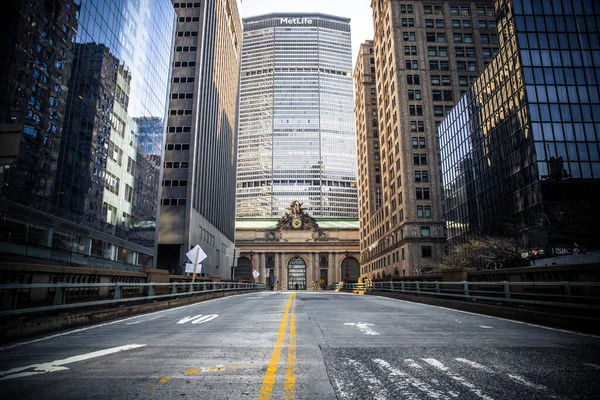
(0, 0, 175, 270)
(439, 0, 600, 254)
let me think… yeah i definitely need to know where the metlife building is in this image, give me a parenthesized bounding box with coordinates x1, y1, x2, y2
(236, 13, 358, 219)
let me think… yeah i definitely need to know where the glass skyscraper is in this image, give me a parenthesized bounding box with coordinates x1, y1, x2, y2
(438, 0, 600, 255)
(236, 13, 358, 219)
(0, 0, 175, 270)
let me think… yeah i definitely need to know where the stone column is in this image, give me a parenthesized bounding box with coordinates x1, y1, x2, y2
(279, 253, 286, 290)
(312, 252, 318, 290)
(259, 252, 266, 284)
(334, 252, 340, 282)
(328, 252, 334, 285)
(274, 252, 279, 290)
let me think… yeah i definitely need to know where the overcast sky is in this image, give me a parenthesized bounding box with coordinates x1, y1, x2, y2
(240, 0, 374, 66)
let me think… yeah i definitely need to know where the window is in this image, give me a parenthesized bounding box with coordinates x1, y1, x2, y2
(434, 105, 444, 116)
(425, 19, 434, 28)
(405, 60, 419, 69)
(413, 153, 427, 164)
(452, 19, 461, 28)
(428, 47, 437, 56)
(410, 121, 424, 132)
(442, 75, 451, 85)
(416, 188, 430, 200)
(420, 226, 431, 237)
(408, 90, 421, 100)
(407, 74, 420, 85)
(412, 137, 426, 149)
(402, 18, 414, 27)
(403, 31, 416, 41)
(422, 246, 432, 258)
(404, 46, 417, 55)
(462, 20, 471, 28)
(436, 19, 444, 28)
(409, 105, 423, 115)
(400, 4, 413, 13)
(415, 171, 422, 182)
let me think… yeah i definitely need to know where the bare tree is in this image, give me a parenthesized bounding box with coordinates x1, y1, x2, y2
(436, 235, 524, 270)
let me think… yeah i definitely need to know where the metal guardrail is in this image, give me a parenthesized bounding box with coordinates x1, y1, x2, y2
(0, 282, 267, 317)
(330, 281, 600, 310)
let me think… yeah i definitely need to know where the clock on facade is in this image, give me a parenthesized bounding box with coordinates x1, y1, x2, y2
(292, 217, 302, 229)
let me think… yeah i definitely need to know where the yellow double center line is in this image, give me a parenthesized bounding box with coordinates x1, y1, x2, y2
(259, 292, 297, 400)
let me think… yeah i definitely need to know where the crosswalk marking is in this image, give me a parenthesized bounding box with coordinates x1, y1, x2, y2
(422, 358, 495, 400)
(345, 359, 388, 400)
(330, 356, 585, 400)
(507, 374, 548, 391)
(454, 358, 494, 373)
(373, 358, 449, 400)
(403, 359, 423, 369)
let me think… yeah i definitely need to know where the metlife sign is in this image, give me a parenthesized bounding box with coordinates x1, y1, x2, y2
(280, 17, 313, 25)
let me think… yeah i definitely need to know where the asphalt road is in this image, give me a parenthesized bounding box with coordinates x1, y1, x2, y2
(1, 291, 599, 399)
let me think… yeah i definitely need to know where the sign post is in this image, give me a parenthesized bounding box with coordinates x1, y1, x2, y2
(192, 249, 200, 283)
(186, 245, 208, 284)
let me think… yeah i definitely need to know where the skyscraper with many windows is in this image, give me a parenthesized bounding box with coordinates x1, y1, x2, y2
(0, 0, 175, 270)
(361, 0, 496, 278)
(236, 13, 358, 219)
(157, 0, 242, 277)
(438, 0, 600, 256)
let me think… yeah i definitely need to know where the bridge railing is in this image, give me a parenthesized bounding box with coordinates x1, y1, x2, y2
(330, 281, 600, 310)
(0, 281, 267, 317)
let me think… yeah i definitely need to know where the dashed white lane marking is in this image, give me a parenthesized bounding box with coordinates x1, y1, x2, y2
(584, 363, 600, 370)
(373, 358, 449, 400)
(423, 358, 495, 400)
(507, 374, 548, 391)
(344, 322, 380, 335)
(0, 296, 228, 351)
(0, 344, 146, 380)
(374, 296, 600, 339)
(478, 325, 493, 329)
(454, 358, 494, 373)
(346, 358, 389, 400)
(126, 316, 164, 325)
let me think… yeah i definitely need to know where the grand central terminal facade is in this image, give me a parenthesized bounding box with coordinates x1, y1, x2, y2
(234, 202, 360, 290)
